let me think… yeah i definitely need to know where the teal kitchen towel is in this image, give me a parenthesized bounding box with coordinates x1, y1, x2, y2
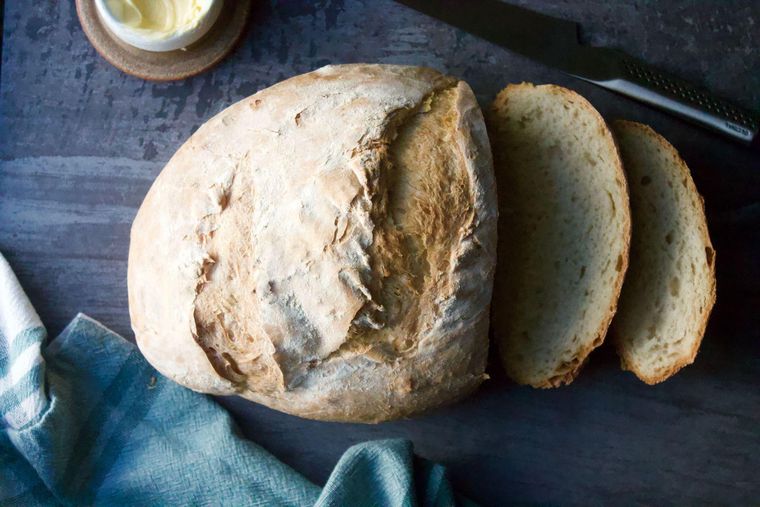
(0, 252, 473, 507)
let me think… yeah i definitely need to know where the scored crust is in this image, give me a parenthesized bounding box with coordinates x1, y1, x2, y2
(488, 83, 631, 388)
(611, 120, 716, 384)
(128, 64, 498, 422)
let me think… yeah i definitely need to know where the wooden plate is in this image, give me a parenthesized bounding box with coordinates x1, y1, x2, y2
(76, 0, 251, 81)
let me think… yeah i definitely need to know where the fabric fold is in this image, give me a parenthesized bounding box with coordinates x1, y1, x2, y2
(0, 253, 48, 431)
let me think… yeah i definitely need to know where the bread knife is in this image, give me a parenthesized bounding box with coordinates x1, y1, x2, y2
(396, 0, 760, 147)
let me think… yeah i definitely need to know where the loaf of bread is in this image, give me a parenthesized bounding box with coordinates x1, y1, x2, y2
(128, 64, 498, 423)
(611, 120, 716, 384)
(487, 83, 631, 388)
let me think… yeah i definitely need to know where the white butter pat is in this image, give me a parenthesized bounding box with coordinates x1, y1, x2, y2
(97, 0, 221, 52)
(105, 0, 211, 40)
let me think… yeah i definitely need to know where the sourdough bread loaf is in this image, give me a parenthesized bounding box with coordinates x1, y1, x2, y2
(128, 64, 498, 423)
(611, 120, 716, 384)
(487, 83, 631, 388)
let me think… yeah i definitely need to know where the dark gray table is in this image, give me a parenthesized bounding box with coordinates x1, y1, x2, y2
(2, 1, 759, 504)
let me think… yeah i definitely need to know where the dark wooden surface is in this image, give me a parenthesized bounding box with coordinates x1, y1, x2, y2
(2, 1, 759, 505)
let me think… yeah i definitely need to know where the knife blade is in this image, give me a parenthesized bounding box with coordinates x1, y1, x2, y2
(397, 0, 759, 147)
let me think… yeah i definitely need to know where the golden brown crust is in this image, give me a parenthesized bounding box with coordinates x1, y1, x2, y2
(611, 120, 716, 385)
(128, 64, 497, 423)
(488, 83, 631, 388)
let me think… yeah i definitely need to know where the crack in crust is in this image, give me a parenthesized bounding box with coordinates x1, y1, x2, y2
(188, 82, 475, 394)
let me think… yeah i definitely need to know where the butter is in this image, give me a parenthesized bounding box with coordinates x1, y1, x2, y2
(105, 0, 212, 40)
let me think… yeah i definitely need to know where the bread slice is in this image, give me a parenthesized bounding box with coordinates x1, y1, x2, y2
(487, 83, 631, 388)
(610, 120, 716, 384)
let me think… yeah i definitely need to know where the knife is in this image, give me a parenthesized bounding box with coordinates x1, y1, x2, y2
(397, 0, 759, 147)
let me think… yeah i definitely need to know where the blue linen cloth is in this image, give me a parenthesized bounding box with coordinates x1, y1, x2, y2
(0, 252, 474, 507)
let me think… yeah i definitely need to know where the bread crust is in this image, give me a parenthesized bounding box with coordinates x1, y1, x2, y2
(128, 64, 498, 422)
(488, 83, 631, 388)
(611, 120, 716, 385)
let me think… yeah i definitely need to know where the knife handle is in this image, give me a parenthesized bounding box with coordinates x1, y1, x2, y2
(590, 51, 759, 146)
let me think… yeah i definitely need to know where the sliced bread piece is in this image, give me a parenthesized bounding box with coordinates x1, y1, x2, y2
(487, 83, 631, 388)
(611, 120, 716, 384)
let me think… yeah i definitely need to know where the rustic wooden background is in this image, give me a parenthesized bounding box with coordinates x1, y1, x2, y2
(1, 1, 759, 504)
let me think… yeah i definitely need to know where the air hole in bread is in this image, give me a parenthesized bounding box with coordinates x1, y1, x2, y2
(641, 175, 652, 185)
(615, 254, 624, 272)
(669, 277, 680, 297)
(705, 246, 715, 266)
(607, 191, 617, 215)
